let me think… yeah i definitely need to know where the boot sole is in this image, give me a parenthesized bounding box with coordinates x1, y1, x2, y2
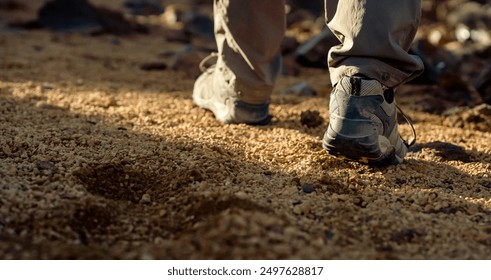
(322, 116, 402, 166)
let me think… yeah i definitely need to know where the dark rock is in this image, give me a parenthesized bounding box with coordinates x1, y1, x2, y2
(123, 0, 164, 16)
(36, 161, 55, 171)
(12, 0, 147, 35)
(324, 230, 334, 240)
(37, 0, 101, 33)
(91, 5, 149, 35)
(0, 0, 25, 10)
(395, 178, 407, 185)
(300, 110, 324, 128)
(301, 184, 315, 194)
(189, 169, 204, 182)
(140, 62, 167, 71)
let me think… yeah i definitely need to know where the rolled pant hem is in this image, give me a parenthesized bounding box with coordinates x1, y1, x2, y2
(329, 58, 423, 88)
(234, 82, 274, 105)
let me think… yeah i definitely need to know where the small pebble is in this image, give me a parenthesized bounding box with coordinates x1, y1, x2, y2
(293, 205, 303, 215)
(140, 193, 151, 204)
(235, 191, 248, 200)
(36, 161, 55, 170)
(300, 110, 324, 128)
(2, 145, 11, 155)
(324, 230, 334, 240)
(140, 62, 167, 71)
(302, 184, 315, 194)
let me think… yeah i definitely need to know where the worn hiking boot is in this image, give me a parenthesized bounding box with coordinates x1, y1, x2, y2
(192, 53, 270, 125)
(323, 76, 416, 166)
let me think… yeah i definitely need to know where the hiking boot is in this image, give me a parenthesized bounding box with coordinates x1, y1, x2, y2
(323, 76, 416, 166)
(193, 53, 270, 125)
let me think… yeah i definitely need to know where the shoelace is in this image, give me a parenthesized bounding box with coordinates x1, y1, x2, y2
(199, 52, 219, 72)
(396, 104, 417, 148)
(381, 82, 417, 148)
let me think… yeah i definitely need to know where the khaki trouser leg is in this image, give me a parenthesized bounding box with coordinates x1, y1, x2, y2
(326, 0, 424, 87)
(214, 0, 285, 104)
(216, 0, 423, 101)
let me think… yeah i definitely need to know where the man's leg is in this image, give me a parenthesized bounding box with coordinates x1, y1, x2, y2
(327, 0, 423, 87)
(193, 0, 285, 124)
(323, 0, 423, 165)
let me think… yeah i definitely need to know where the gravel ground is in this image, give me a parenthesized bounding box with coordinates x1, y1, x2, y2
(1, 1, 490, 259)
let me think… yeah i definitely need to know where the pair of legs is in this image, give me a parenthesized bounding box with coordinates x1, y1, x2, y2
(193, 0, 424, 165)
